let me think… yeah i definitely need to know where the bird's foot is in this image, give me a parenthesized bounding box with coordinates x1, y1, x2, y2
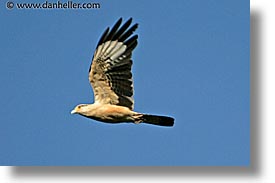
(133, 113, 143, 124)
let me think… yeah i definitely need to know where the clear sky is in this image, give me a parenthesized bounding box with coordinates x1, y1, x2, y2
(0, 0, 250, 165)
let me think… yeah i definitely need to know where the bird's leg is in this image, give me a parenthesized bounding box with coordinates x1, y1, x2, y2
(133, 113, 144, 124)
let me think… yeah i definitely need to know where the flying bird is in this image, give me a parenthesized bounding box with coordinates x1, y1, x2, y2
(71, 18, 174, 127)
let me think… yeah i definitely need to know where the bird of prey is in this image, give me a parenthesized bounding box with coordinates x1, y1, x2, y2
(71, 18, 174, 127)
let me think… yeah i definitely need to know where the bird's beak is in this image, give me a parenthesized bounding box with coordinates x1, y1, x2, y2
(71, 109, 77, 114)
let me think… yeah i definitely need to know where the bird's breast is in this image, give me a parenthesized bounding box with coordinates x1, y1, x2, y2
(87, 104, 136, 123)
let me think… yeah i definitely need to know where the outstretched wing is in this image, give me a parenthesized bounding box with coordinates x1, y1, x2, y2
(89, 18, 138, 110)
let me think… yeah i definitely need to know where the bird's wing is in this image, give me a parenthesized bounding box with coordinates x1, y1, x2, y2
(89, 18, 138, 110)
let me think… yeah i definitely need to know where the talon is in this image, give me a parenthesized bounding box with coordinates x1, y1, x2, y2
(133, 113, 143, 124)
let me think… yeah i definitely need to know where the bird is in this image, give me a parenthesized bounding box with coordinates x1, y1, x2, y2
(71, 18, 174, 127)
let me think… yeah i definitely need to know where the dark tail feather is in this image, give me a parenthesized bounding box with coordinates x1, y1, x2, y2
(141, 114, 174, 127)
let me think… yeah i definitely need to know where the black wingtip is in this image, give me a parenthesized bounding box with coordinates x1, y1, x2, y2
(105, 18, 123, 41)
(124, 35, 138, 47)
(96, 17, 138, 47)
(96, 27, 109, 47)
(126, 17, 133, 23)
(118, 23, 138, 42)
(115, 17, 123, 28)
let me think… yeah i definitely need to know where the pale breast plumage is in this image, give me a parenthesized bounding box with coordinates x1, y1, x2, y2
(89, 18, 138, 110)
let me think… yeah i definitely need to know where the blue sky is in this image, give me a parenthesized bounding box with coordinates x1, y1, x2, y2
(0, 0, 250, 165)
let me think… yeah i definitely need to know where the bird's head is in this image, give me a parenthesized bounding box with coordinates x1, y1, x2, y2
(71, 104, 89, 115)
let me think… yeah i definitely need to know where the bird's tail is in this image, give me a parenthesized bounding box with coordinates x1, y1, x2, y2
(139, 114, 174, 127)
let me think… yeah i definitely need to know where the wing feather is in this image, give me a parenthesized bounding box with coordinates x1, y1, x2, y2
(89, 18, 138, 110)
